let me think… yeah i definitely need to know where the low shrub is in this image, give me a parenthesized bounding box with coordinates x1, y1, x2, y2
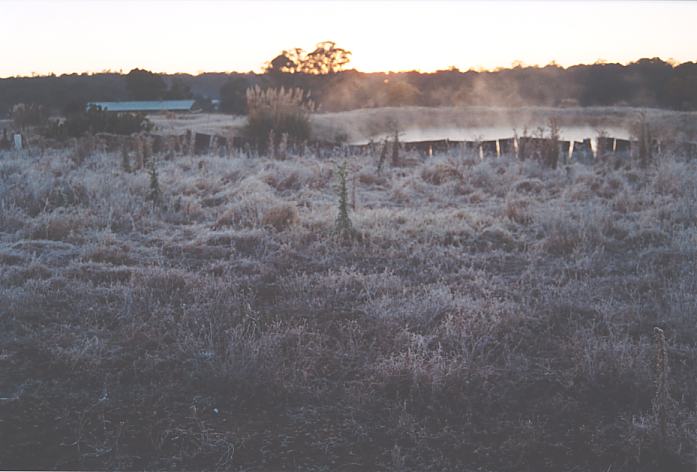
(43, 106, 152, 140)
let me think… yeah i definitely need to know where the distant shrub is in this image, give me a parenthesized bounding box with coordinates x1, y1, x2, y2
(244, 86, 314, 155)
(125, 68, 166, 100)
(11, 103, 49, 129)
(43, 106, 152, 140)
(220, 76, 250, 114)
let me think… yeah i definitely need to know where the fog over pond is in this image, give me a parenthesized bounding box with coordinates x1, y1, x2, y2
(354, 125, 630, 146)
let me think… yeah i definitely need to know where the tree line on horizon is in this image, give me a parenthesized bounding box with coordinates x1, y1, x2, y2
(1, 43, 697, 119)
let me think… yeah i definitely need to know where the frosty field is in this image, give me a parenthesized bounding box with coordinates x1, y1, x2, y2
(1, 134, 697, 470)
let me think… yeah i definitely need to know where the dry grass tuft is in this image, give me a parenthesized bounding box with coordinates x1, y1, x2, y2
(4, 262, 52, 286)
(421, 161, 463, 185)
(504, 197, 532, 224)
(261, 202, 300, 231)
(29, 211, 85, 241)
(513, 178, 544, 194)
(83, 243, 134, 266)
(357, 170, 388, 187)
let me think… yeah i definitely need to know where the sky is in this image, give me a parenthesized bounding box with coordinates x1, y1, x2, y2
(1, 0, 697, 77)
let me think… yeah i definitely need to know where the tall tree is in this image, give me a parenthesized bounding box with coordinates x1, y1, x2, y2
(301, 41, 351, 75)
(165, 77, 193, 99)
(125, 68, 166, 100)
(265, 42, 352, 76)
(266, 48, 306, 75)
(220, 76, 251, 114)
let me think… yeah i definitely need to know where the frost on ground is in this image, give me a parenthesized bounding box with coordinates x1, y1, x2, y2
(1, 147, 696, 471)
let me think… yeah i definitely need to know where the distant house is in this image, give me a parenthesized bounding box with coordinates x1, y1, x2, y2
(85, 100, 196, 113)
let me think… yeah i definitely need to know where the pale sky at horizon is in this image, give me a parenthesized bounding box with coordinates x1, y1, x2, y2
(2, 0, 697, 78)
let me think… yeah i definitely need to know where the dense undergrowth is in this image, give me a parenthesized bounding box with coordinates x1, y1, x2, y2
(1, 145, 697, 470)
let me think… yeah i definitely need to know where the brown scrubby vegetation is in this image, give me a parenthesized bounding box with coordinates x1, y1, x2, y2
(1, 143, 697, 471)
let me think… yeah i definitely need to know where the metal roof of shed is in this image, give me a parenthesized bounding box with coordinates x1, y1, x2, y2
(87, 100, 195, 112)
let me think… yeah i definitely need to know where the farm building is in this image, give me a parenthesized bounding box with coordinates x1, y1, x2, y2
(86, 100, 196, 113)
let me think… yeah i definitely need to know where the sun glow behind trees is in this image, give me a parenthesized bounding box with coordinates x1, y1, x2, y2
(1, 1, 697, 77)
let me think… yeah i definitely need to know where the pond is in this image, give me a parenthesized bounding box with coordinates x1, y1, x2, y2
(354, 125, 631, 147)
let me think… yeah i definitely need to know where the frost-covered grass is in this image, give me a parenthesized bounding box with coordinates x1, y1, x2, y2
(1, 146, 697, 471)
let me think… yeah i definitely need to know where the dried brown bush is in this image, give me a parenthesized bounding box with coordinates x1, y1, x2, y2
(421, 161, 463, 185)
(504, 197, 532, 224)
(29, 212, 85, 241)
(261, 203, 300, 231)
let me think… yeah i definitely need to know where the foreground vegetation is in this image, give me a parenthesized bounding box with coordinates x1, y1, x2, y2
(1, 144, 697, 470)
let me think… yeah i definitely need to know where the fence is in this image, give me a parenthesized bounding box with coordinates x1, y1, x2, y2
(9, 128, 697, 164)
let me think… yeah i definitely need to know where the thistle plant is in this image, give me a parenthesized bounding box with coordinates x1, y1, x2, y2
(267, 129, 276, 159)
(652, 326, 669, 443)
(71, 136, 91, 166)
(121, 143, 131, 173)
(144, 136, 153, 163)
(147, 157, 162, 207)
(351, 170, 357, 211)
(391, 130, 400, 166)
(545, 118, 560, 169)
(638, 112, 652, 168)
(134, 135, 146, 170)
(334, 161, 355, 241)
(279, 132, 288, 160)
(377, 138, 388, 174)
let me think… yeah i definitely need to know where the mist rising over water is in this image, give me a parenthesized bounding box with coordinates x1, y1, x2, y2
(353, 125, 630, 145)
